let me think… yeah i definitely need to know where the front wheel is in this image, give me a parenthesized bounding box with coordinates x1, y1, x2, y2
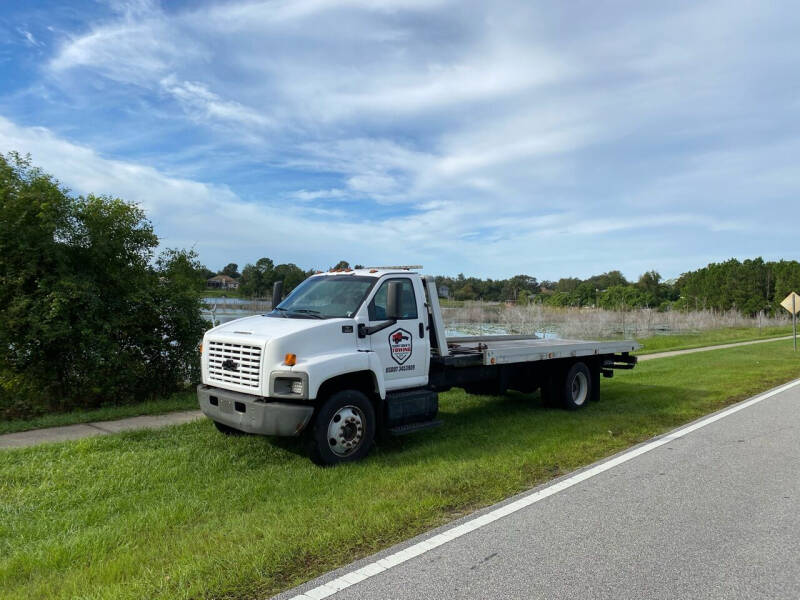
(560, 362, 592, 410)
(310, 390, 376, 466)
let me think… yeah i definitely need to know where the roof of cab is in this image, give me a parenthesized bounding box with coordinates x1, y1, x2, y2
(312, 266, 422, 278)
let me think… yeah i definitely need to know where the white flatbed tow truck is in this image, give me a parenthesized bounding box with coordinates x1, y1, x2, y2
(198, 267, 639, 464)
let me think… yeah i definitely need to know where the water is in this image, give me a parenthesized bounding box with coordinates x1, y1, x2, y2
(445, 323, 559, 339)
(202, 297, 270, 325)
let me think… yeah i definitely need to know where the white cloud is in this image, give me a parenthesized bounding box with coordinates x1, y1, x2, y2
(2, 115, 751, 277)
(288, 188, 348, 201)
(10, 0, 799, 278)
(18, 28, 42, 47)
(160, 75, 274, 130)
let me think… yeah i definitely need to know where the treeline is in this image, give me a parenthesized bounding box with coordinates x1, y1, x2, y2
(209, 257, 800, 316)
(200, 259, 356, 297)
(676, 258, 800, 314)
(436, 260, 800, 315)
(202, 259, 311, 297)
(432, 269, 679, 309)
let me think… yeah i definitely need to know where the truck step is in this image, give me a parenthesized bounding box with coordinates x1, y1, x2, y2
(388, 420, 443, 436)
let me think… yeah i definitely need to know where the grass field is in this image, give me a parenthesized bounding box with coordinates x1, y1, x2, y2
(0, 391, 197, 436)
(1, 340, 799, 600)
(635, 325, 792, 354)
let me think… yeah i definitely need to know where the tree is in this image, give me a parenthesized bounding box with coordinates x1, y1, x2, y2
(585, 270, 628, 290)
(272, 263, 307, 292)
(574, 282, 597, 306)
(331, 260, 350, 270)
(157, 248, 208, 292)
(545, 291, 572, 307)
(556, 277, 581, 294)
(455, 283, 477, 301)
(597, 285, 649, 310)
(221, 262, 240, 279)
(676, 258, 780, 315)
(239, 257, 275, 297)
(772, 260, 800, 313)
(637, 270, 662, 299)
(0, 153, 206, 419)
(503, 274, 540, 301)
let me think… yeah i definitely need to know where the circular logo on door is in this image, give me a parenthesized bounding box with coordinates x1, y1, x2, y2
(388, 328, 412, 365)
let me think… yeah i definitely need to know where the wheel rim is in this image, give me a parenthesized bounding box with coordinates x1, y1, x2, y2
(326, 405, 365, 457)
(571, 372, 588, 406)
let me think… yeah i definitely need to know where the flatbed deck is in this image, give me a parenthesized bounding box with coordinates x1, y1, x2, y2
(441, 336, 640, 367)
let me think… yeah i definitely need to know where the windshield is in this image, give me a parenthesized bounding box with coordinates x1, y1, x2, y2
(273, 275, 375, 319)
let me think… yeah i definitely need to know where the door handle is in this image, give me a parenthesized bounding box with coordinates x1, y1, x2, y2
(419, 323, 424, 338)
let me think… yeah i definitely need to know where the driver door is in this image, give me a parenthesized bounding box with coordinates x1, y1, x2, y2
(368, 277, 429, 390)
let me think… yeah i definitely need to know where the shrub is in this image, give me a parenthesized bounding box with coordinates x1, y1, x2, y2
(0, 153, 206, 419)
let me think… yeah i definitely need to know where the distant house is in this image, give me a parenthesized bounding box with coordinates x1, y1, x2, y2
(438, 285, 450, 299)
(207, 274, 240, 290)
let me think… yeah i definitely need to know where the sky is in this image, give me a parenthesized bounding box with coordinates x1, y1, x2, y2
(1, 0, 798, 281)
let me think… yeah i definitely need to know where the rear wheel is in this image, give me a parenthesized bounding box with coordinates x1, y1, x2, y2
(310, 390, 376, 466)
(560, 362, 592, 410)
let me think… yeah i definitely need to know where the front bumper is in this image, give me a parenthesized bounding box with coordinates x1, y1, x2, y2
(197, 384, 314, 436)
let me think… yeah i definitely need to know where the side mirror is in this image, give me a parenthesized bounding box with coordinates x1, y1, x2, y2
(386, 281, 401, 320)
(272, 281, 284, 308)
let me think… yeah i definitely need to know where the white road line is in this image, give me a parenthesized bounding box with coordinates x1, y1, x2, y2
(287, 378, 800, 600)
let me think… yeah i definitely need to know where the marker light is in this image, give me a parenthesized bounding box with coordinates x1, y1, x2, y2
(198, 343, 203, 354)
(284, 353, 297, 366)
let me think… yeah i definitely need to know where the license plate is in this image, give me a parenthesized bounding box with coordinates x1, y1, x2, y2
(220, 398, 234, 414)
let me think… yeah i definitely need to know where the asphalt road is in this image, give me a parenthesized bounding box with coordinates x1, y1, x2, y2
(279, 380, 800, 600)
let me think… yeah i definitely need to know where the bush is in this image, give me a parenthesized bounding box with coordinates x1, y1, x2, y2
(0, 153, 207, 419)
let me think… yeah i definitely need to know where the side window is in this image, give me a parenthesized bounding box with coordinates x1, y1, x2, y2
(368, 278, 418, 320)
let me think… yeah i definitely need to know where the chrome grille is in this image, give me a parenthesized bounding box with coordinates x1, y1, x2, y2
(207, 340, 262, 389)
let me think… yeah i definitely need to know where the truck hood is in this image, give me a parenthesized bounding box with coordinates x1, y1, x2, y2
(207, 314, 347, 341)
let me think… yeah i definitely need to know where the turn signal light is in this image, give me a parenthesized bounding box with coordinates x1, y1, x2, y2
(198, 343, 203, 354)
(284, 353, 297, 366)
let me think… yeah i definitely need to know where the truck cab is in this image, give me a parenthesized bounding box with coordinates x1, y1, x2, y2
(198, 266, 639, 465)
(198, 267, 439, 464)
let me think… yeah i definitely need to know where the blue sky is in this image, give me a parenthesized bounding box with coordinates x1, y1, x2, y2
(1, 0, 798, 280)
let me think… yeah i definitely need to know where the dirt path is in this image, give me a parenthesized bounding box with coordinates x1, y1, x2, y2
(637, 335, 793, 361)
(0, 410, 202, 449)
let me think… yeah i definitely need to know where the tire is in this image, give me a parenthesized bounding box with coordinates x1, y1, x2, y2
(213, 421, 245, 435)
(560, 362, 592, 410)
(309, 390, 376, 466)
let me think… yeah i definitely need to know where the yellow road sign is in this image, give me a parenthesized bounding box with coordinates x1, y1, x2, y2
(780, 292, 800, 315)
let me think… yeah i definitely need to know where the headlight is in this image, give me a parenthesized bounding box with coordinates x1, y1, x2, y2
(273, 376, 305, 397)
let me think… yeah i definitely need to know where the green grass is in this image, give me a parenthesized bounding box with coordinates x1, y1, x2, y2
(0, 391, 198, 435)
(635, 325, 792, 355)
(1, 341, 799, 600)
